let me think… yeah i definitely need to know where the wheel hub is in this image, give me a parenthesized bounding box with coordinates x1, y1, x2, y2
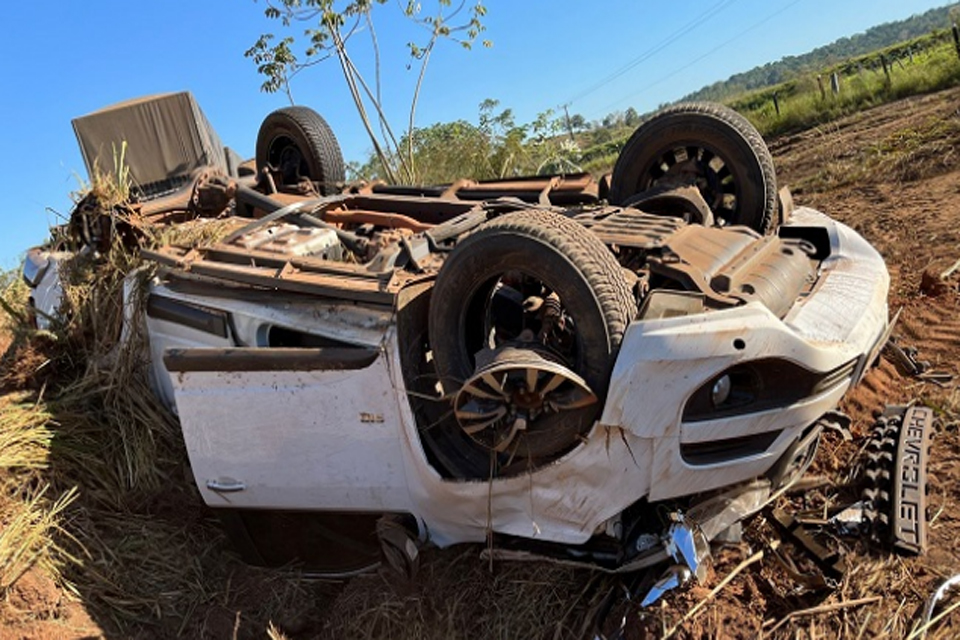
(453, 345, 597, 453)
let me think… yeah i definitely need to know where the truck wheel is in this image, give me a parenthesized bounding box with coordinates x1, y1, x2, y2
(609, 102, 778, 234)
(255, 106, 345, 195)
(428, 210, 635, 470)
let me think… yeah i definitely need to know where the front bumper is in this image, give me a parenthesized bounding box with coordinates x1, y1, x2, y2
(600, 207, 889, 501)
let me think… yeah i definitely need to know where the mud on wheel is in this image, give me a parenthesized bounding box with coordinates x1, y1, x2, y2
(255, 106, 345, 195)
(427, 210, 635, 476)
(609, 102, 778, 234)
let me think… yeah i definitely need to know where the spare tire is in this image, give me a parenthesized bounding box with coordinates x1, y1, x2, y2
(255, 106, 345, 195)
(609, 102, 778, 234)
(428, 210, 635, 472)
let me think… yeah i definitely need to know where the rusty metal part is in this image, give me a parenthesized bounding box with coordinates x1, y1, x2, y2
(862, 405, 933, 555)
(440, 178, 472, 199)
(137, 189, 194, 219)
(710, 236, 817, 317)
(228, 187, 371, 258)
(189, 170, 236, 217)
(445, 173, 598, 206)
(768, 507, 846, 583)
(535, 293, 563, 342)
(70, 167, 231, 252)
(347, 194, 480, 224)
(883, 339, 930, 376)
(645, 225, 817, 315)
(424, 209, 488, 247)
(320, 208, 434, 232)
(138, 167, 232, 219)
(767, 539, 834, 592)
(142, 243, 399, 306)
(882, 339, 955, 386)
(622, 184, 715, 226)
(658, 225, 759, 277)
(588, 208, 687, 249)
(364, 173, 599, 206)
(234, 184, 309, 219)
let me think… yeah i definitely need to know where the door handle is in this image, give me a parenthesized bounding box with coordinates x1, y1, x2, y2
(206, 478, 246, 492)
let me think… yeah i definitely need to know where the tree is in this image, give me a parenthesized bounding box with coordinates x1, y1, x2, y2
(246, 0, 491, 185)
(623, 107, 639, 127)
(478, 99, 526, 178)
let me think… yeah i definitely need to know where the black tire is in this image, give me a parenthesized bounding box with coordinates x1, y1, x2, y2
(255, 106, 345, 195)
(428, 210, 635, 468)
(609, 102, 778, 234)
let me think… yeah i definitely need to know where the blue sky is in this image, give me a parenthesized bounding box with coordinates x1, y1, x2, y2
(0, 0, 952, 268)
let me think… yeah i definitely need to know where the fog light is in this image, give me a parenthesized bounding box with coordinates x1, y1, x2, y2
(711, 374, 731, 407)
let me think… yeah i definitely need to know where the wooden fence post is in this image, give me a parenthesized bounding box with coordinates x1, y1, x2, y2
(881, 54, 890, 84)
(772, 92, 780, 116)
(830, 72, 840, 95)
(817, 74, 826, 100)
(953, 23, 960, 60)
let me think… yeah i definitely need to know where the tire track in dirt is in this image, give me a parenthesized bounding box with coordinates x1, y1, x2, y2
(898, 294, 960, 371)
(842, 359, 904, 432)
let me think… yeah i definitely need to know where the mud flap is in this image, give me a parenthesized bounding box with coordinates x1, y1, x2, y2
(862, 405, 934, 555)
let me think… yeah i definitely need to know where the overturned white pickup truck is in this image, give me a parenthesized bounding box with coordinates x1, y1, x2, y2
(26, 95, 893, 582)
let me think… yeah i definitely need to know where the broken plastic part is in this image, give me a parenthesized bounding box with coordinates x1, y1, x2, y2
(641, 565, 692, 607)
(640, 513, 712, 607)
(829, 500, 868, 536)
(687, 480, 770, 542)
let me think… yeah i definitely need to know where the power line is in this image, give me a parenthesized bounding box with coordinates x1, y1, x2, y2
(561, 0, 740, 108)
(590, 0, 805, 119)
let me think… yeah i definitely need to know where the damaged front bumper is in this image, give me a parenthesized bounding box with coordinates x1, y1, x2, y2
(601, 207, 889, 502)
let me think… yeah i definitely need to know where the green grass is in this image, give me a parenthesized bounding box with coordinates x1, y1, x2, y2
(734, 39, 960, 137)
(574, 31, 960, 181)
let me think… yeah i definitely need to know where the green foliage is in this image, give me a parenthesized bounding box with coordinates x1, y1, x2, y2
(350, 99, 587, 184)
(246, 0, 491, 184)
(733, 37, 960, 138)
(573, 17, 960, 178)
(684, 3, 960, 103)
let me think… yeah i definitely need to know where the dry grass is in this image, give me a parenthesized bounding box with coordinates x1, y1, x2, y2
(792, 110, 960, 194)
(0, 486, 78, 595)
(0, 173, 295, 638)
(0, 395, 53, 470)
(322, 549, 613, 639)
